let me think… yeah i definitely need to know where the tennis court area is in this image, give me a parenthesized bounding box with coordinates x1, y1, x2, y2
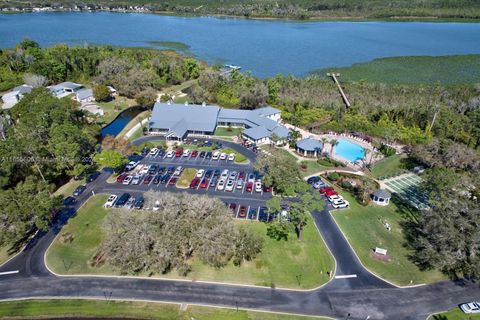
(383, 174, 429, 210)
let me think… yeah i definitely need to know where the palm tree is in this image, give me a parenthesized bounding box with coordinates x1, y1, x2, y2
(330, 139, 338, 157)
(363, 148, 371, 169)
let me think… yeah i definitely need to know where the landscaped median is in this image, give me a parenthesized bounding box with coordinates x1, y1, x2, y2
(331, 192, 446, 286)
(0, 299, 330, 320)
(222, 147, 248, 164)
(176, 168, 197, 188)
(46, 195, 334, 289)
(428, 307, 480, 320)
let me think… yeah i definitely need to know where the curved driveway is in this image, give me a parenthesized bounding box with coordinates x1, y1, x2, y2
(0, 139, 478, 319)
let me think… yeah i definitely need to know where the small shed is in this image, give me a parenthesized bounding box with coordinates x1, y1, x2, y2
(296, 137, 324, 157)
(372, 189, 391, 206)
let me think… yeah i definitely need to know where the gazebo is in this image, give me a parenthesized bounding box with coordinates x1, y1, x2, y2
(372, 189, 391, 206)
(296, 137, 324, 157)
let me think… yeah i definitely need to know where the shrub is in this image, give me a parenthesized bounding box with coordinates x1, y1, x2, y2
(380, 144, 396, 157)
(328, 172, 341, 181)
(93, 84, 111, 102)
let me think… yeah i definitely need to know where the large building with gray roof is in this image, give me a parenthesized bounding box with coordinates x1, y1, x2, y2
(148, 102, 290, 144)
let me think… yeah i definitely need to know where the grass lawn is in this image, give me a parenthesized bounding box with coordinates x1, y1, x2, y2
(300, 160, 330, 178)
(0, 244, 14, 266)
(332, 192, 446, 286)
(96, 96, 136, 125)
(429, 308, 480, 320)
(53, 178, 85, 198)
(371, 154, 407, 179)
(116, 110, 150, 139)
(316, 55, 480, 85)
(177, 168, 198, 188)
(0, 299, 328, 320)
(214, 127, 243, 137)
(46, 196, 334, 289)
(222, 147, 248, 164)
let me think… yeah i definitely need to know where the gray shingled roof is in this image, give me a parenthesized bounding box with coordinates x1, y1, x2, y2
(254, 106, 281, 117)
(76, 88, 93, 101)
(243, 126, 271, 140)
(150, 102, 220, 133)
(296, 137, 324, 152)
(272, 125, 290, 139)
(373, 189, 391, 199)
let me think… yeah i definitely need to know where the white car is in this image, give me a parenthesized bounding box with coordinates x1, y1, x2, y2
(220, 169, 229, 179)
(103, 194, 118, 208)
(460, 302, 480, 314)
(255, 181, 262, 193)
(122, 175, 133, 185)
(229, 171, 237, 180)
(125, 197, 135, 209)
(219, 152, 227, 160)
(196, 169, 205, 178)
(173, 166, 183, 176)
(131, 175, 142, 185)
(183, 149, 190, 157)
(236, 179, 243, 189)
(331, 199, 349, 209)
(166, 150, 174, 158)
(212, 151, 220, 160)
(228, 153, 235, 161)
(149, 147, 158, 156)
(225, 179, 235, 192)
(328, 194, 344, 202)
(139, 165, 150, 175)
(125, 161, 139, 171)
(217, 178, 226, 191)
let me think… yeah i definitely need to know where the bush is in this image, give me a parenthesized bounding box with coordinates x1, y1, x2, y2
(93, 84, 111, 102)
(380, 144, 396, 157)
(327, 172, 341, 181)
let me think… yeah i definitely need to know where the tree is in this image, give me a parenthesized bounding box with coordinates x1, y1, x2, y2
(330, 139, 338, 157)
(94, 149, 127, 171)
(23, 73, 46, 88)
(135, 88, 157, 108)
(288, 192, 323, 240)
(101, 135, 134, 156)
(93, 84, 111, 102)
(233, 226, 263, 266)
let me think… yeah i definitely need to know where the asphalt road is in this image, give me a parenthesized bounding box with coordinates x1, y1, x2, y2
(0, 138, 478, 319)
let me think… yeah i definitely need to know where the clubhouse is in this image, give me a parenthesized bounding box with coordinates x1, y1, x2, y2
(148, 102, 290, 145)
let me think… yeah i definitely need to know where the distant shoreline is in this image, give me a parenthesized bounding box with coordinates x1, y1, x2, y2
(1, 8, 480, 23)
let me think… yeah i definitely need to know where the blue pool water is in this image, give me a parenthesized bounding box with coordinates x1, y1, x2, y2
(334, 139, 365, 162)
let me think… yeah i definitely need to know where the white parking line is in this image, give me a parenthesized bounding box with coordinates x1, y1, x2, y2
(0, 270, 19, 276)
(334, 274, 357, 279)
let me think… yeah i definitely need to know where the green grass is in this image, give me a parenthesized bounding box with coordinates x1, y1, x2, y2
(429, 308, 480, 320)
(222, 147, 248, 164)
(300, 160, 330, 178)
(53, 178, 85, 198)
(0, 245, 14, 266)
(128, 124, 144, 141)
(177, 168, 197, 187)
(332, 192, 446, 286)
(0, 299, 329, 320)
(116, 110, 150, 139)
(46, 196, 334, 289)
(96, 96, 136, 125)
(214, 127, 243, 137)
(317, 55, 480, 85)
(371, 154, 408, 179)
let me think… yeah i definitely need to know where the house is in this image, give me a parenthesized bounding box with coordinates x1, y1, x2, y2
(75, 88, 94, 102)
(48, 82, 83, 98)
(296, 137, 324, 157)
(148, 102, 289, 144)
(372, 189, 391, 206)
(1, 84, 33, 109)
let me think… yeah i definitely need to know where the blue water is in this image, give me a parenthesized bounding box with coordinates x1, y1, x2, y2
(101, 107, 145, 137)
(334, 139, 365, 162)
(1, 12, 480, 77)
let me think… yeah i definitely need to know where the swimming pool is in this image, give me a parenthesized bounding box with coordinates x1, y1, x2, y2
(334, 139, 365, 162)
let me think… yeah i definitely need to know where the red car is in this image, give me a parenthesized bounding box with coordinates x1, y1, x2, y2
(245, 182, 253, 192)
(175, 147, 183, 157)
(116, 173, 128, 183)
(325, 189, 338, 197)
(200, 178, 209, 188)
(190, 177, 200, 188)
(319, 186, 335, 194)
(263, 185, 271, 193)
(143, 175, 153, 184)
(168, 177, 177, 186)
(238, 171, 245, 180)
(238, 206, 247, 218)
(191, 150, 198, 158)
(229, 203, 237, 213)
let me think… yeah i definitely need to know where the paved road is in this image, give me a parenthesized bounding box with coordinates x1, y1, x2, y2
(0, 139, 479, 319)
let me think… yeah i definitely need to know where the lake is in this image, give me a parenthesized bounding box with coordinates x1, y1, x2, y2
(1, 12, 479, 77)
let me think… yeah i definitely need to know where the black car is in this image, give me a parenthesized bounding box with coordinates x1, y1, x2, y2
(258, 207, 269, 222)
(114, 193, 131, 208)
(167, 166, 175, 174)
(73, 185, 86, 196)
(205, 169, 213, 179)
(160, 173, 171, 184)
(153, 174, 162, 184)
(158, 167, 166, 175)
(133, 197, 144, 210)
(307, 176, 321, 185)
(205, 151, 212, 159)
(63, 196, 76, 206)
(213, 169, 221, 177)
(157, 149, 165, 157)
(209, 176, 218, 187)
(199, 151, 206, 158)
(148, 164, 158, 175)
(86, 171, 100, 183)
(140, 147, 150, 156)
(248, 207, 258, 220)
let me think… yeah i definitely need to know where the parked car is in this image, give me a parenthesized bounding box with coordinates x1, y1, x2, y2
(143, 175, 153, 184)
(248, 207, 257, 220)
(217, 178, 226, 190)
(328, 194, 343, 202)
(190, 177, 200, 188)
(460, 302, 480, 314)
(258, 207, 269, 222)
(320, 186, 336, 195)
(213, 169, 221, 177)
(183, 149, 190, 157)
(103, 194, 118, 208)
(116, 173, 128, 183)
(166, 150, 174, 158)
(133, 197, 144, 210)
(255, 181, 262, 193)
(325, 189, 338, 197)
(220, 169, 229, 179)
(175, 148, 183, 157)
(228, 153, 235, 161)
(149, 147, 158, 156)
(125, 161, 140, 171)
(148, 164, 158, 175)
(205, 169, 213, 178)
(225, 179, 235, 192)
(209, 176, 218, 187)
(63, 196, 76, 206)
(199, 151, 206, 158)
(160, 173, 171, 184)
(247, 173, 256, 183)
(200, 178, 209, 188)
(191, 150, 198, 158)
(219, 152, 227, 160)
(123, 175, 133, 185)
(307, 176, 321, 185)
(152, 174, 161, 184)
(246, 182, 253, 192)
(73, 185, 86, 196)
(196, 169, 205, 178)
(168, 177, 178, 186)
(236, 179, 243, 189)
(86, 171, 100, 183)
(205, 151, 212, 159)
(212, 151, 220, 160)
(228, 203, 237, 214)
(263, 185, 271, 193)
(125, 197, 136, 209)
(131, 175, 142, 185)
(238, 171, 245, 180)
(167, 166, 175, 174)
(115, 193, 131, 208)
(173, 166, 183, 176)
(229, 171, 237, 180)
(313, 180, 327, 189)
(331, 199, 349, 209)
(238, 206, 247, 218)
(139, 165, 150, 175)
